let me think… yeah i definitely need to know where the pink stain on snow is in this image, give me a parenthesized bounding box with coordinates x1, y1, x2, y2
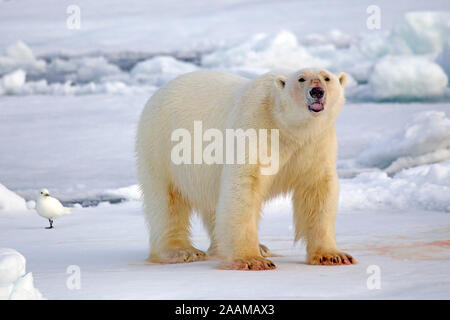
(365, 239, 450, 261)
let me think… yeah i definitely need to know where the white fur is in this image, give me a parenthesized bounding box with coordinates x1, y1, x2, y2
(136, 69, 355, 269)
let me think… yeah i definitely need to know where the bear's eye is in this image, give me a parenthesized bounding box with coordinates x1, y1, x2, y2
(298, 78, 305, 82)
(324, 77, 330, 81)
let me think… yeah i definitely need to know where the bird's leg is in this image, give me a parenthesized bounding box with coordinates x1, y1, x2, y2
(46, 219, 54, 229)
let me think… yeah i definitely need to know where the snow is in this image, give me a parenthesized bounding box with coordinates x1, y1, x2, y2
(0, 69, 26, 95)
(0, 248, 43, 300)
(0, 97, 449, 299)
(389, 11, 450, 55)
(0, 200, 449, 299)
(101, 160, 450, 214)
(13, 79, 152, 96)
(0, 248, 26, 286)
(2, 0, 447, 54)
(340, 164, 450, 212)
(0, 4, 448, 101)
(5, 41, 35, 62)
(369, 56, 448, 101)
(100, 161, 450, 217)
(357, 111, 450, 171)
(104, 185, 141, 202)
(0, 95, 449, 205)
(55, 56, 124, 84)
(437, 40, 450, 77)
(0, 183, 27, 213)
(0, 0, 449, 300)
(202, 30, 329, 76)
(0, 94, 148, 201)
(130, 56, 198, 86)
(395, 161, 450, 186)
(104, 159, 450, 215)
(0, 41, 46, 77)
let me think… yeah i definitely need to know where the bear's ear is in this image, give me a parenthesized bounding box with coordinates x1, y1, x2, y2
(338, 72, 347, 87)
(275, 76, 287, 90)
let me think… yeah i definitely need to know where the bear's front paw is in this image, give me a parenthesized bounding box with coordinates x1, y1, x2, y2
(224, 256, 276, 271)
(307, 250, 356, 265)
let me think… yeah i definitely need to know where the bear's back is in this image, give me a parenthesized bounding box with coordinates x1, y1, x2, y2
(140, 71, 249, 131)
(136, 71, 250, 168)
(162, 71, 249, 108)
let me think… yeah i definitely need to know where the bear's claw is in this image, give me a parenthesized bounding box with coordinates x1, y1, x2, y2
(308, 250, 356, 265)
(224, 257, 276, 271)
(156, 248, 207, 264)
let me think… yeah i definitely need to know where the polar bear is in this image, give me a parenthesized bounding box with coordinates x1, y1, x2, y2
(136, 68, 355, 270)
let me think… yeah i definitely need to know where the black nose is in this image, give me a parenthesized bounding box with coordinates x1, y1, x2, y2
(309, 87, 324, 99)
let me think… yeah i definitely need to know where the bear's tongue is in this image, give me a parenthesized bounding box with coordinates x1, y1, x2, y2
(308, 101, 324, 112)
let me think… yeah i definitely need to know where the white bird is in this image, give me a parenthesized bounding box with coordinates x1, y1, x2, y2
(35, 189, 71, 229)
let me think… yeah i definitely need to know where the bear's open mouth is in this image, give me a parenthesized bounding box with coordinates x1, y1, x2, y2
(307, 87, 325, 113)
(308, 101, 324, 113)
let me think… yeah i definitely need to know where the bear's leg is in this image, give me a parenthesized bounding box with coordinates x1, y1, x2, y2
(293, 173, 356, 265)
(259, 244, 275, 257)
(215, 168, 276, 270)
(202, 211, 273, 258)
(142, 174, 206, 264)
(199, 210, 219, 256)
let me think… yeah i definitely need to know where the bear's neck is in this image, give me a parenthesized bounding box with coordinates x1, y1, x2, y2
(271, 102, 336, 149)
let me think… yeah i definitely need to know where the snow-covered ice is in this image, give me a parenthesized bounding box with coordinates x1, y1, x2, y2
(356, 111, 450, 171)
(437, 40, 450, 78)
(1, 199, 449, 299)
(0, 4, 449, 101)
(1, 95, 448, 203)
(340, 163, 450, 212)
(202, 30, 330, 76)
(389, 11, 450, 55)
(0, 69, 26, 95)
(0, 41, 46, 77)
(0, 184, 27, 213)
(0, 97, 449, 299)
(369, 56, 448, 101)
(131, 56, 198, 86)
(0, 248, 43, 300)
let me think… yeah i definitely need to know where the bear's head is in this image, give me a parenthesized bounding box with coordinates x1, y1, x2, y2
(273, 68, 347, 131)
